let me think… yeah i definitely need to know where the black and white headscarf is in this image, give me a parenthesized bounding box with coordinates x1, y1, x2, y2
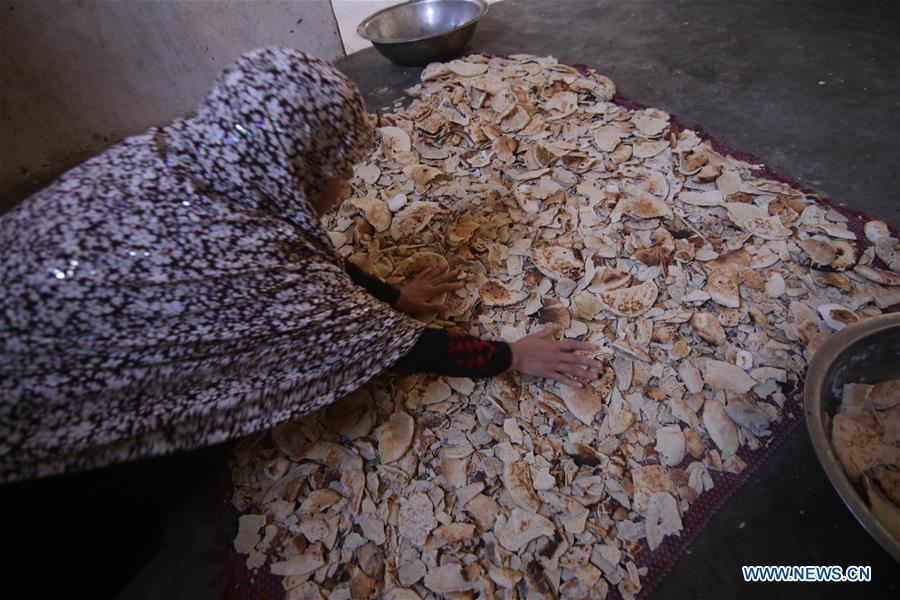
(0, 48, 425, 483)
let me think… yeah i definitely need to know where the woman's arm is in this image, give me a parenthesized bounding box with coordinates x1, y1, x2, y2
(390, 328, 512, 378)
(391, 326, 606, 387)
(343, 260, 401, 305)
(344, 261, 463, 313)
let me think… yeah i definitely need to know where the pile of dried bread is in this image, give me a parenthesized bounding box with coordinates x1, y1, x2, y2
(832, 380, 900, 540)
(230, 54, 900, 599)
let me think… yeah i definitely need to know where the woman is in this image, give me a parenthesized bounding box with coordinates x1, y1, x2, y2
(0, 48, 602, 594)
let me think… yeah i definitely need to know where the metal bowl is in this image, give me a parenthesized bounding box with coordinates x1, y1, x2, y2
(357, 0, 488, 67)
(804, 312, 900, 561)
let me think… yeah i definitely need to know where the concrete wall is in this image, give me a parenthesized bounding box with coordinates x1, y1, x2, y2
(0, 0, 345, 212)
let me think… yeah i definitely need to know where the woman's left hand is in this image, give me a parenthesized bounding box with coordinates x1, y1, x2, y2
(395, 266, 463, 315)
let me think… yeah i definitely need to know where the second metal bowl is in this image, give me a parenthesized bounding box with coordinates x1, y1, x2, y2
(804, 312, 900, 562)
(356, 0, 489, 67)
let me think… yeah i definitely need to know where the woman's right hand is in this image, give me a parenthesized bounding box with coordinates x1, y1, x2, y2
(509, 326, 605, 389)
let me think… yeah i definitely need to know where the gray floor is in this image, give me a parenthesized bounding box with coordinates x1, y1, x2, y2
(122, 1, 899, 599)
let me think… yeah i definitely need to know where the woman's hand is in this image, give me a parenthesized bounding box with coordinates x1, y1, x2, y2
(395, 266, 464, 315)
(509, 326, 604, 389)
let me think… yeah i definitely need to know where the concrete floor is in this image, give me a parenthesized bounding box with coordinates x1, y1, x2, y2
(121, 1, 899, 599)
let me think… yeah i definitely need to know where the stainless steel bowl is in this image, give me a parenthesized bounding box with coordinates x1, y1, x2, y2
(804, 312, 900, 561)
(356, 0, 488, 66)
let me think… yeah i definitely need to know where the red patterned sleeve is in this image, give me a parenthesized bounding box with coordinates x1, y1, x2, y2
(390, 328, 512, 378)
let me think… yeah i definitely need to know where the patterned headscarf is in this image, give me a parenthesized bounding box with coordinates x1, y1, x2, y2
(163, 47, 376, 256)
(0, 48, 424, 483)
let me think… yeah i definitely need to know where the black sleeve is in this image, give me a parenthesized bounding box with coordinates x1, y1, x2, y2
(343, 260, 401, 306)
(391, 328, 513, 378)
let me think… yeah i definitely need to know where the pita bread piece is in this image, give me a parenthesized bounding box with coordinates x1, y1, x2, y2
(532, 242, 585, 281)
(599, 280, 659, 317)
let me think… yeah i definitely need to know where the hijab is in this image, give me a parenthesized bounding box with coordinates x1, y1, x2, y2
(0, 48, 424, 482)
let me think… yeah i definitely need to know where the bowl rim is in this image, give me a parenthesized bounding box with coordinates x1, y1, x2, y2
(803, 312, 900, 562)
(356, 0, 489, 45)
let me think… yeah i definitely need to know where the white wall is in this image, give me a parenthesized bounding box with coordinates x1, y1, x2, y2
(0, 0, 345, 211)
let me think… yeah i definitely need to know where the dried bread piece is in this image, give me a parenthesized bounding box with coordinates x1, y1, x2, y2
(645, 491, 683, 551)
(831, 414, 900, 480)
(691, 312, 726, 345)
(702, 359, 757, 393)
(869, 380, 900, 410)
(864, 220, 891, 244)
(706, 267, 741, 308)
(537, 297, 571, 329)
(296, 443, 366, 514)
(817, 303, 859, 331)
(378, 126, 411, 152)
(655, 425, 686, 466)
(480, 281, 527, 307)
(503, 462, 541, 512)
(725, 202, 790, 239)
(375, 411, 414, 463)
(594, 127, 624, 152)
(398, 493, 436, 545)
(829, 240, 858, 272)
(447, 59, 488, 77)
(494, 508, 555, 552)
(874, 238, 900, 273)
(325, 389, 374, 439)
(628, 193, 673, 219)
(532, 242, 584, 281)
(599, 280, 659, 317)
(633, 139, 670, 159)
(390, 201, 443, 240)
(350, 197, 391, 232)
(393, 251, 448, 277)
(447, 212, 480, 245)
(855, 264, 900, 286)
(864, 470, 900, 540)
(872, 465, 900, 506)
(678, 190, 723, 206)
(557, 368, 614, 425)
(798, 238, 836, 267)
(702, 399, 740, 458)
(270, 549, 326, 577)
(591, 267, 632, 292)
